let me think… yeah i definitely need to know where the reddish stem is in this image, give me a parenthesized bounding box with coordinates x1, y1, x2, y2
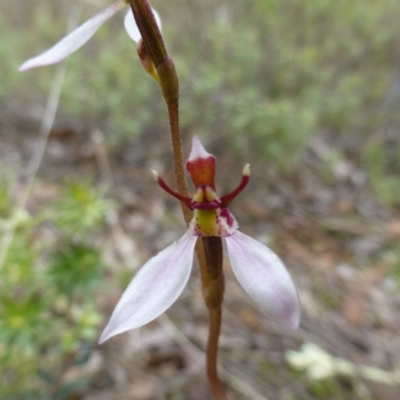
(155, 171, 192, 209)
(130, 2, 229, 398)
(166, 100, 193, 223)
(207, 307, 229, 400)
(220, 170, 250, 208)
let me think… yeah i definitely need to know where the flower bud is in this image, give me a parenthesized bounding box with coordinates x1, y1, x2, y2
(137, 39, 159, 81)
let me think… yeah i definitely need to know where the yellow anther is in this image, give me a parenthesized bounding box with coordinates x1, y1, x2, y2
(205, 186, 218, 202)
(193, 187, 205, 203)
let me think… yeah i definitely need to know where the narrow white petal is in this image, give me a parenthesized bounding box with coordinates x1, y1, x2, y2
(225, 231, 300, 330)
(124, 8, 162, 43)
(19, 0, 126, 71)
(99, 229, 197, 344)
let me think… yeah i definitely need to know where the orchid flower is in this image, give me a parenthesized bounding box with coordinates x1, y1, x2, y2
(18, 0, 161, 71)
(99, 137, 300, 344)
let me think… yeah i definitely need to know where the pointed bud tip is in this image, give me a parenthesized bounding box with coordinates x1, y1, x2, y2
(137, 40, 160, 82)
(243, 164, 250, 176)
(188, 136, 214, 162)
(151, 169, 159, 181)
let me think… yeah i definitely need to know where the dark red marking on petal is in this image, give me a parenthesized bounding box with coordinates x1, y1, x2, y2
(186, 137, 216, 189)
(186, 156, 216, 189)
(191, 199, 221, 210)
(220, 208, 235, 228)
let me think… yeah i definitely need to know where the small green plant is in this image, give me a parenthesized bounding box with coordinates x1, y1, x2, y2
(50, 180, 112, 236)
(308, 378, 343, 399)
(0, 179, 111, 398)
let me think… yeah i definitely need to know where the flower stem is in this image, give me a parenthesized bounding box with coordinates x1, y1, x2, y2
(164, 53, 229, 400)
(130, 2, 229, 397)
(200, 237, 227, 399)
(167, 83, 229, 400)
(207, 307, 229, 400)
(166, 100, 192, 223)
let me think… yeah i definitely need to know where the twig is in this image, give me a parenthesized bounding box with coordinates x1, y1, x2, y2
(91, 129, 114, 187)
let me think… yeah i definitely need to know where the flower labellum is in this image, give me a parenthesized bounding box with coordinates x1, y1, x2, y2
(18, 0, 161, 72)
(99, 136, 300, 344)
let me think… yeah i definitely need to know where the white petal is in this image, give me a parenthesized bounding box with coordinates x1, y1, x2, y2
(19, 0, 126, 71)
(124, 7, 162, 43)
(188, 135, 213, 162)
(99, 229, 197, 343)
(225, 231, 300, 330)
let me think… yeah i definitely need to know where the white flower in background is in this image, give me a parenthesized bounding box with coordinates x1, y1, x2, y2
(19, 0, 161, 71)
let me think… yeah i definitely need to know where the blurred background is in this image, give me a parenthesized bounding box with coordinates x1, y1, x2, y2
(1, 0, 400, 398)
